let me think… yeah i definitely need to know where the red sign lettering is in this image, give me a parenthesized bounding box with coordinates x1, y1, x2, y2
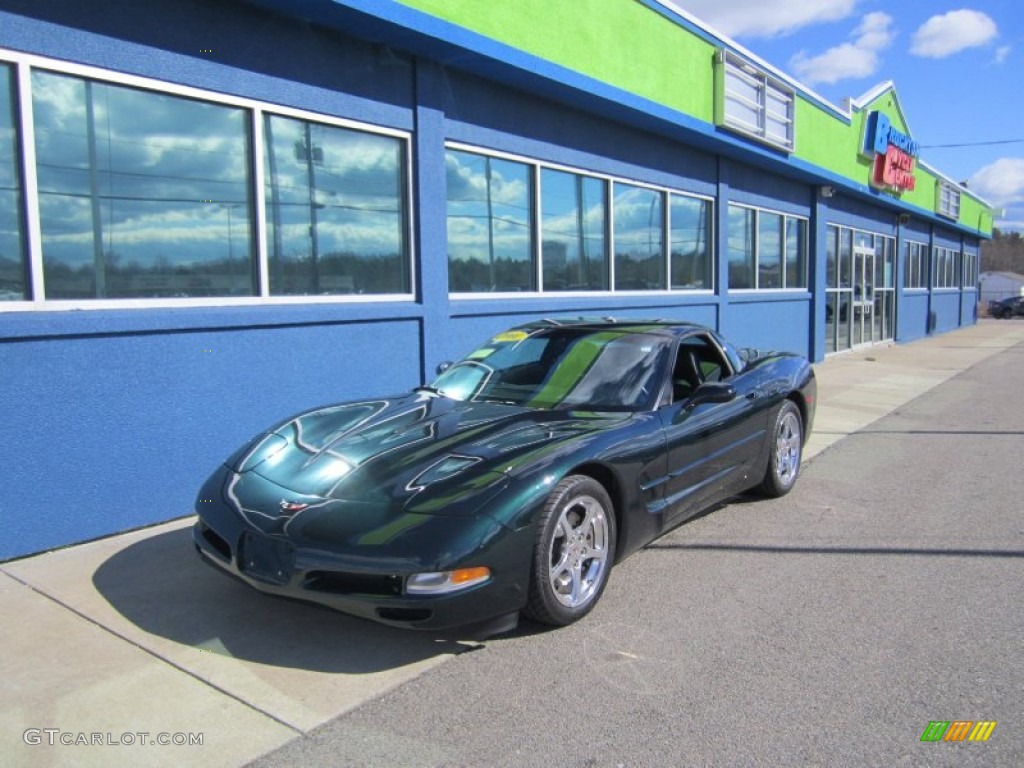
(872, 146, 916, 192)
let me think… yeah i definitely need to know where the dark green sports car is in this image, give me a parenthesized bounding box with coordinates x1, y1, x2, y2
(193, 319, 815, 634)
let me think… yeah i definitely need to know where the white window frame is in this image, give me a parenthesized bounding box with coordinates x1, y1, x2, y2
(936, 180, 961, 221)
(903, 240, 927, 290)
(715, 50, 795, 153)
(962, 250, 978, 288)
(445, 142, 715, 299)
(726, 202, 809, 292)
(0, 46, 416, 312)
(932, 245, 960, 289)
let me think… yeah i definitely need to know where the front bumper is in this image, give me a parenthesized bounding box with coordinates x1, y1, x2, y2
(192, 511, 533, 632)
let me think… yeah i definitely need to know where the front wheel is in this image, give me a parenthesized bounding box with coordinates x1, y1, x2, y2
(759, 400, 803, 498)
(524, 475, 616, 626)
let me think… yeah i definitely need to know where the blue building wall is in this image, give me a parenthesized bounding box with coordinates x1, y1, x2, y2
(0, 0, 985, 559)
(898, 293, 931, 342)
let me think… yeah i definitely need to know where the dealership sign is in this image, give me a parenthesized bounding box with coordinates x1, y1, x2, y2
(863, 111, 919, 193)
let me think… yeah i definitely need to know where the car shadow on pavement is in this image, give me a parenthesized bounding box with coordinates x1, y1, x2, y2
(91, 525, 476, 674)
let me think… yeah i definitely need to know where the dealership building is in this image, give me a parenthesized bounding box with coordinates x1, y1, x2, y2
(0, 0, 993, 558)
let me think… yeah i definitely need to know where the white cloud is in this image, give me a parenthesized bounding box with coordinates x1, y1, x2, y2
(970, 157, 1024, 204)
(911, 10, 998, 58)
(664, 0, 856, 39)
(994, 45, 1011, 63)
(789, 12, 894, 85)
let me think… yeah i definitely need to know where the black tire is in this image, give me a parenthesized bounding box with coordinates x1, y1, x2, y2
(524, 475, 616, 626)
(759, 400, 803, 498)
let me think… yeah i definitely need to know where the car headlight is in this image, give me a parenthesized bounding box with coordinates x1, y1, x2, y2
(406, 567, 491, 595)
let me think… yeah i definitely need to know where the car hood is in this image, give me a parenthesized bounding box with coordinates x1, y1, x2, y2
(226, 392, 628, 514)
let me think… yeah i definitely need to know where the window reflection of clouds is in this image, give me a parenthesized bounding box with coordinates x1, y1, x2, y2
(541, 168, 607, 291)
(0, 64, 26, 300)
(727, 205, 755, 289)
(613, 183, 664, 290)
(785, 218, 807, 288)
(729, 204, 807, 290)
(264, 114, 407, 295)
(446, 150, 533, 292)
(758, 211, 783, 289)
(669, 194, 711, 290)
(32, 71, 254, 299)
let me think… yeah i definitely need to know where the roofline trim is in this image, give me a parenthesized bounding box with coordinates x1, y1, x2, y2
(643, 0, 851, 122)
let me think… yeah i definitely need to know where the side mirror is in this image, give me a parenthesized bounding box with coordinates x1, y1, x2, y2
(688, 382, 736, 407)
(435, 361, 453, 375)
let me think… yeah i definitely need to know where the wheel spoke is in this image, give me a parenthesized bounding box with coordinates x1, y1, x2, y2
(546, 494, 611, 608)
(567, 561, 584, 604)
(774, 411, 801, 484)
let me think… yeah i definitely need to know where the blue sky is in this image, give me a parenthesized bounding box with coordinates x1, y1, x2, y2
(669, 0, 1024, 232)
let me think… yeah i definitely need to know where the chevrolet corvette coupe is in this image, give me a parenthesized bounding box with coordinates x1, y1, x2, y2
(193, 319, 815, 633)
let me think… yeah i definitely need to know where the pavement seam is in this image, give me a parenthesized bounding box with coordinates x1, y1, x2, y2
(0, 565, 306, 737)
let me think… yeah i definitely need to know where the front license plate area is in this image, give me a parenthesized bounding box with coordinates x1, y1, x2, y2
(238, 531, 294, 586)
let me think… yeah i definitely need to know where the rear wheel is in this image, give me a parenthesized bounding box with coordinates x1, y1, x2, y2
(524, 475, 616, 626)
(759, 400, 803, 497)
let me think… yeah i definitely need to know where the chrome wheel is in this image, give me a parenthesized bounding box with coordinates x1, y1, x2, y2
(525, 475, 616, 626)
(548, 494, 610, 609)
(759, 400, 803, 498)
(774, 409, 802, 487)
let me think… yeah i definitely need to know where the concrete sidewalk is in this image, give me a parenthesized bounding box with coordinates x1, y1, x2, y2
(3, 319, 1023, 768)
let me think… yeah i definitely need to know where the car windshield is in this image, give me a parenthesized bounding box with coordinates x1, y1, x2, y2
(431, 327, 672, 411)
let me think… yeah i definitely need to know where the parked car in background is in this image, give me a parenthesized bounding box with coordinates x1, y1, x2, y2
(988, 296, 1024, 319)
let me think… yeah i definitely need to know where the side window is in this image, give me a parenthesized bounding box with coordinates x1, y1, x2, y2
(667, 335, 733, 404)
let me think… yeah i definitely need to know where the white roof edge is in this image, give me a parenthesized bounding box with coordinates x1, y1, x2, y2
(652, 0, 851, 118)
(849, 83, 988, 206)
(848, 81, 896, 110)
(918, 159, 993, 207)
(848, 80, 916, 136)
(648, 2, 993, 217)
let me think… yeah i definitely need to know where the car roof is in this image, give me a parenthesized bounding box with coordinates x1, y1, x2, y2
(515, 317, 713, 338)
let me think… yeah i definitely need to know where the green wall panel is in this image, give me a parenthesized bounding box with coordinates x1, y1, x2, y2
(398, 0, 717, 121)
(397, 0, 992, 235)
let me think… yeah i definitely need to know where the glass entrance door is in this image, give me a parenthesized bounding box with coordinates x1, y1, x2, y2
(852, 246, 874, 346)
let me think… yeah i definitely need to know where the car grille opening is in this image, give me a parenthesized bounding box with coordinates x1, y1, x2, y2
(303, 570, 402, 597)
(200, 523, 232, 561)
(376, 607, 433, 623)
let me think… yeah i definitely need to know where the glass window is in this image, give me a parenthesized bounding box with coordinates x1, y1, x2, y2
(669, 194, 711, 290)
(0, 64, 26, 301)
(904, 241, 926, 289)
(613, 183, 664, 290)
(963, 250, 978, 287)
(785, 217, 807, 288)
(432, 327, 672, 412)
(882, 237, 895, 288)
(826, 225, 837, 289)
(727, 205, 805, 291)
(727, 205, 755, 289)
(446, 150, 534, 293)
(540, 168, 607, 291)
(716, 50, 795, 152)
(839, 228, 853, 289)
(757, 211, 783, 289)
(933, 246, 960, 289)
(32, 71, 255, 299)
(264, 114, 407, 296)
(937, 181, 961, 220)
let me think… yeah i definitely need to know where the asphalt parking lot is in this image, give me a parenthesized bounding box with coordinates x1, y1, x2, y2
(2, 319, 1023, 767)
(252, 326, 1024, 767)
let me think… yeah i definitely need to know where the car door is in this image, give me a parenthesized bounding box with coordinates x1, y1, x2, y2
(656, 333, 769, 525)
